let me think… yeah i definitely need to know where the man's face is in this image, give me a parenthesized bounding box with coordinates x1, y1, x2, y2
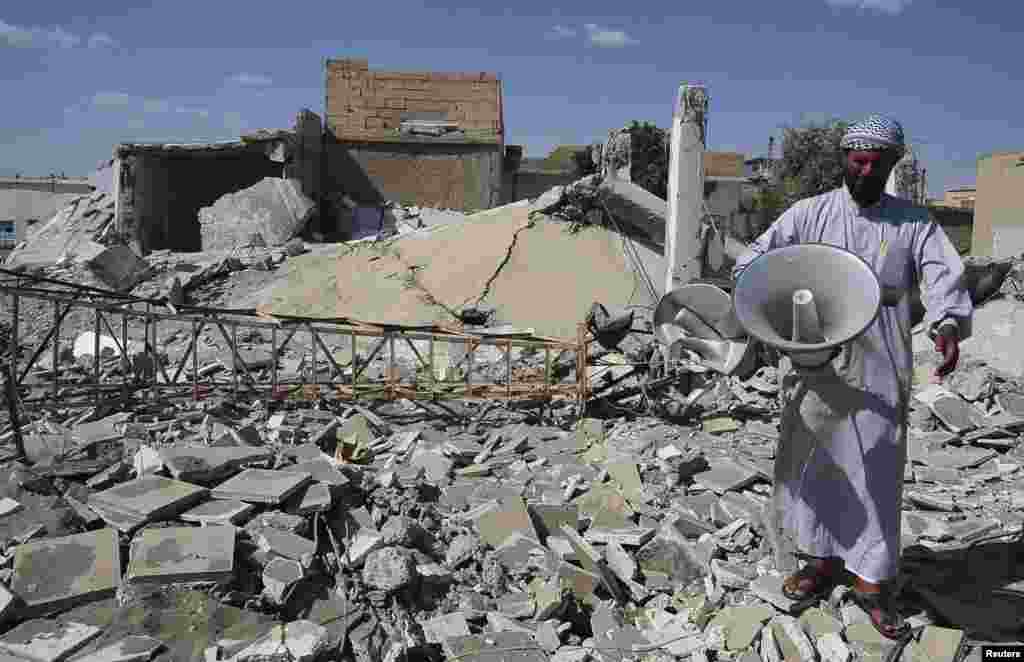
(844, 149, 898, 205)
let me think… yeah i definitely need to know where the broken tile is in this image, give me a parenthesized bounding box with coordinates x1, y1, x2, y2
(255, 528, 316, 567)
(160, 445, 273, 483)
(127, 526, 234, 584)
(0, 621, 102, 662)
(11, 528, 121, 615)
(693, 458, 759, 494)
(179, 499, 255, 526)
(89, 475, 208, 531)
(211, 468, 311, 504)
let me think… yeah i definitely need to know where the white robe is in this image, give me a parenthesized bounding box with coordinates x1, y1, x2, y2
(733, 185, 973, 582)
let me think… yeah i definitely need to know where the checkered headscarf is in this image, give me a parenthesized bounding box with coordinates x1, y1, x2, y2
(840, 115, 905, 155)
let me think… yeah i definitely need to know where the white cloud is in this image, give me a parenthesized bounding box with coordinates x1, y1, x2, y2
(545, 24, 576, 40)
(824, 0, 912, 13)
(87, 32, 117, 49)
(88, 92, 210, 119)
(584, 23, 637, 48)
(0, 19, 110, 49)
(228, 72, 272, 86)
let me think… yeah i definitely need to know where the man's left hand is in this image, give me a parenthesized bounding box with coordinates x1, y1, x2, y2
(934, 324, 960, 378)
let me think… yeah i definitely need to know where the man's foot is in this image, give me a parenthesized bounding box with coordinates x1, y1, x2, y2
(850, 578, 910, 640)
(782, 556, 844, 601)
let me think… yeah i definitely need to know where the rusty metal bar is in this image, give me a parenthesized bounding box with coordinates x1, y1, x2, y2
(353, 336, 387, 384)
(401, 337, 430, 372)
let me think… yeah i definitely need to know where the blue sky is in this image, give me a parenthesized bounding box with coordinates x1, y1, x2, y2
(1, 1, 1020, 197)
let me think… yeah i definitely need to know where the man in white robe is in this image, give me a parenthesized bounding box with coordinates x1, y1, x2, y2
(732, 115, 972, 639)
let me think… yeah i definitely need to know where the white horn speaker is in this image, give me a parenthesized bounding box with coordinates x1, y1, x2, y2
(732, 243, 882, 368)
(655, 283, 755, 376)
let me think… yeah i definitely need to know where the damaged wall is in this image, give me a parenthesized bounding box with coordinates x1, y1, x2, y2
(328, 139, 502, 211)
(115, 110, 324, 254)
(973, 151, 1024, 258)
(324, 59, 504, 215)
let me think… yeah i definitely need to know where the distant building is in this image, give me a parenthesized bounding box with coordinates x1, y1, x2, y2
(972, 151, 1024, 258)
(0, 176, 94, 257)
(943, 186, 977, 210)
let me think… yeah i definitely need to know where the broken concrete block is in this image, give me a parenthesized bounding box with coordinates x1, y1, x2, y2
(917, 625, 964, 662)
(634, 524, 706, 585)
(584, 527, 655, 547)
(132, 446, 163, 477)
(84, 243, 154, 291)
(528, 503, 579, 540)
(262, 557, 305, 604)
(710, 558, 757, 589)
(0, 497, 23, 518)
(420, 613, 470, 644)
(693, 458, 760, 494)
(0, 620, 103, 662)
(211, 468, 311, 504)
(362, 547, 418, 593)
(798, 606, 844, 639)
(11, 528, 121, 615)
(230, 620, 328, 662)
(475, 497, 539, 548)
(198, 177, 316, 252)
(297, 483, 333, 514)
(535, 620, 562, 652)
(816, 632, 852, 662)
(127, 526, 235, 584)
(180, 499, 255, 526)
(442, 632, 545, 662)
(444, 533, 480, 568)
(770, 615, 815, 661)
(256, 528, 316, 567)
(71, 635, 164, 662)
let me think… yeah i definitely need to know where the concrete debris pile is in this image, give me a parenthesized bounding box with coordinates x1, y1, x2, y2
(4, 190, 118, 269)
(1, 312, 1024, 662)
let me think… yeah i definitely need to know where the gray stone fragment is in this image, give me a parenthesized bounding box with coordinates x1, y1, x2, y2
(362, 547, 418, 592)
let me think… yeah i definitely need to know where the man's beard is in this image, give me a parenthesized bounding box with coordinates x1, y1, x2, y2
(844, 169, 887, 206)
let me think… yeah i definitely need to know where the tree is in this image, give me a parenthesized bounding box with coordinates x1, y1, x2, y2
(776, 118, 851, 209)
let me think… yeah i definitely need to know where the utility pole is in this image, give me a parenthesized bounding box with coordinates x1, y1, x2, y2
(664, 84, 708, 296)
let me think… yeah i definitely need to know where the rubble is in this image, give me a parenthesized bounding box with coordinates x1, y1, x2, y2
(0, 620, 102, 662)
(198, 177, 316, 252)
(0, 198, 1021, 662)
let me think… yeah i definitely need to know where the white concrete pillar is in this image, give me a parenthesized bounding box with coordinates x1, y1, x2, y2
(664, 84, 708, 296)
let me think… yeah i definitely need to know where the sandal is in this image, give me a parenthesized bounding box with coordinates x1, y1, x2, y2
(849, 588, 911, 640)
(782, 559, 841, 602)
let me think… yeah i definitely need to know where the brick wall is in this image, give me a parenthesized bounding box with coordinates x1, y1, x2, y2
(325, 58, 502, 141)
(330, 140, 501, 211)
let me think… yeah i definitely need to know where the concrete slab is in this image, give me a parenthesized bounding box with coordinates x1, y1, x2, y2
(442, 632, 546, 662)
(11, 528, 121, 615)
(297, 483, 333, 514)
(693, 458, 760, 494)
(421, 613, 471, 644)
(70, 635, 164, 662)
(127, 526, 235, 584)
(0, 621, 102, 662)
(180, 499, 255, 526)
(198, 177, 316, 252)
(89, 476, 209, 531)
(255, 528, 316, 567)
(282, 459, 349, 486)
(211, 469, 311, 504)
(160, 446, 273, 483)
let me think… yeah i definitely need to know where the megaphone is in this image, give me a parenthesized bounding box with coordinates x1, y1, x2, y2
(655, 283, 755, 376)
(732, 243, 882, 369)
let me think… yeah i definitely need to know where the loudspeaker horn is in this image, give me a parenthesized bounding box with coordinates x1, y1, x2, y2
(654, 283, 745, 346)
(671, 336, 757, 376)
(732, 243, 881, 368)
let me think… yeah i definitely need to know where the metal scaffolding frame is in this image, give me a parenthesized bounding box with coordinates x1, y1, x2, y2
(1, 280, 590, 408)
